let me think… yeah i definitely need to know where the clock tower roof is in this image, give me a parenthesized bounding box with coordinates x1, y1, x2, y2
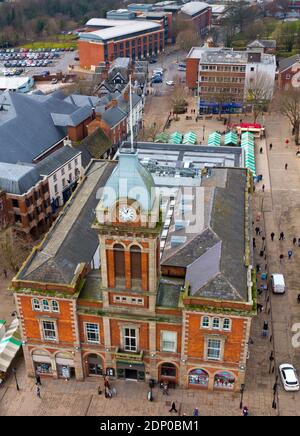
(101, 149, 156, 212)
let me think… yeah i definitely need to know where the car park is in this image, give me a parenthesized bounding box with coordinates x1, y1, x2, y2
(279, 364, 299, 392)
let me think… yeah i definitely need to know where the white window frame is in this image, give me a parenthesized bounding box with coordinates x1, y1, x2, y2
(51, 300, 59, 313)
(32, 298, 40, 311)
(42, 320, 57, 342)
(123, 327, 137, 352)
(42, 300, 50, 312)
(223, 318, 231, 331)
(206, 338, 221, 360)
(85, 323, 100, 344)
(161, 331, 177, 353)
(201, 316, 210, 329)
(212, 317, 220, 330)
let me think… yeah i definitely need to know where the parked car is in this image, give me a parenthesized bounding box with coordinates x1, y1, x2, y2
(166, 80, 175, 86)
(270, 274, 285, 294)
(51, 78, 58, 84)
(279, 364, 299, 391)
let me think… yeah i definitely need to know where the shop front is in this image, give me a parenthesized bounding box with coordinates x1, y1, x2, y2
(32, 350, 53, 375)
(55, 352, 75, 379)
(86, 354, 103, 376)
(158, 362, 178, 387)
(188, 369, 209, 388)
(214, 371, 235, 390)
(116, 362, 145, 381)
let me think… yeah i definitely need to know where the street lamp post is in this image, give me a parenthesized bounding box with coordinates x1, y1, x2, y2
(12, 367, 19, 391)
(202, 125, 205, 141)
(239, 383, 245, 409)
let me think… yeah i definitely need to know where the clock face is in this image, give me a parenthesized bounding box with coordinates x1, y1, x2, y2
(118, 206, 136, 222)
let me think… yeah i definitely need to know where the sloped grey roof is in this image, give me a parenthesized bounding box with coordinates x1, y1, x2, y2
(0, 162, 41, 195)
(18, 161, 115, 284)
(37, 146, 81, 176)
(279, 54, 300, 72)
(0, 91, 88, 164)
(101, 106, 127, 127)
(64, 94, 100, 108)
(51, 105, 92, 127)
(247, 39, 276, 49)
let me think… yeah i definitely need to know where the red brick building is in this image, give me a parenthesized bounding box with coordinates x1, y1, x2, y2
(0, 190, 9, 230)
(79, 19, 165, 69)
(179, 2, 212, 36)
(278, 54, 300, 90)
(0, 163, 52, 238)
(12, 152, 255, 391)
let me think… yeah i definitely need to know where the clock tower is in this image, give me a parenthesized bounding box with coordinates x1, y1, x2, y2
(94, 149, 161, 312)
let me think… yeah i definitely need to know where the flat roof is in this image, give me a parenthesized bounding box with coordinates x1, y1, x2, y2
(81, 19, 161, 41)
(181, 1, 210, 16)
(0, 76, 32, 90)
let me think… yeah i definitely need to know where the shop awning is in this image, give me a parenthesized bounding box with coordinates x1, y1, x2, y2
(169, 132, 183, 144)
(183, 131, 197, 144)
(224, 131, 238, 146)
(0, 319, 22, 372)
(154, 132, 169, 143)
(208, 131, 221, 147)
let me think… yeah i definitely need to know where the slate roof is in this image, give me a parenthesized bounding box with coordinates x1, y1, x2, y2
(37, 146, 81, 176)
(0, 162, 41, 195)
(64, 94, 100, 108)
(161, 168, 249, 302)
(18, 161, 116, 285)
(51, 105, 92, 127)
(181, 1, 209, 16)
(0, 91, 91, 164)
(247, 39, 276, 49)
(279, 54, 300, 72)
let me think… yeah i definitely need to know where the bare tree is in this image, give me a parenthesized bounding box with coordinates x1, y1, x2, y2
(171, 81, 188, 114)
(176, 29, 200, 52)
(139, 122, 164, 142)
(245, 72, 274, 123)
(276, 89, 300, 144)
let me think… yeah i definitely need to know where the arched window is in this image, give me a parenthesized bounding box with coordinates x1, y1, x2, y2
(52, 300, 59, 313)
(114, 244, 125, 278)
(160, 362, 177, 378)
(32, 299, 40, 311)
(42, 300, 50, 312)
(188, 369, 209, 387)
(214, 371, 235, 389)
(130, 245, 141, 279)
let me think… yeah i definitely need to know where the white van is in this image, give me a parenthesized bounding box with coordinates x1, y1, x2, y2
(271, 274, 285, 294)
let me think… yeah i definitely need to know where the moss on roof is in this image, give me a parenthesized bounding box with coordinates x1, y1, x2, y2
(76, 127, 112, 159)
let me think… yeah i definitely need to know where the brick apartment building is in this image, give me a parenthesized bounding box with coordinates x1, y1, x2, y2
(12, 148, 255, 391)
(186, 47, 276, 113)
(79, 19, 165, 69)
(0, 163, 52, 238)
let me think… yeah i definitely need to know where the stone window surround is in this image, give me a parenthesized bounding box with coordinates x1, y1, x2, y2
(113, 295, 144, 306)
(38, 317, 59, 343)
(204, 334, 226, 362)
(84, 322, 100, 344)
(201, 316, 231, 332)
(119, 323, 140, 353)
(160, 330, 177, 353)
(31, 298, 60, 314)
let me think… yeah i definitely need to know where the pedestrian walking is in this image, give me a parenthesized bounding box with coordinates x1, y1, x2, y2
(271, 232, 275, 241)
(279, 254, 284, 263)
(279, 232, 285, 240)
(285, 163, 288, 170)
(36, 385, 41, 398)
(253, 237, 256, 248)
(169, 401, 178, 413)
(242, 406, 249, 416)
(193, 407, 199, 416)
(269, 143, 272, 150)
(262, 321, 269, 337)
(255, 226, 260, 236)
(257, 303, 263, 313)
(3, 269, 7, 279)
(98, 385, 102, 395)
(298, 238, 300, 247)
(288, 250, 293, 259)
(262, 184, 265, 192)
(35, 372, 41, 386)
(256, 264, 261, 273)
(260, 147, 263, 154)
(163, 381, 169, 395)
(293, 237, 297, 245)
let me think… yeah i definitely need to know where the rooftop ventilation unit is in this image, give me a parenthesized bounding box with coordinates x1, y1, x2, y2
(171, 236, 187, 247)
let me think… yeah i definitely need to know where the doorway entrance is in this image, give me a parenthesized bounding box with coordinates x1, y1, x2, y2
(125, 368, 138, 380)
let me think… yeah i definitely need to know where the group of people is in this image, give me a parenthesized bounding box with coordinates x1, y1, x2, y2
(98, 375, 117, 399)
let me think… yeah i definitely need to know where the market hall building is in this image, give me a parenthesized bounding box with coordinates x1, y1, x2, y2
(12, 146, 255, 391)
